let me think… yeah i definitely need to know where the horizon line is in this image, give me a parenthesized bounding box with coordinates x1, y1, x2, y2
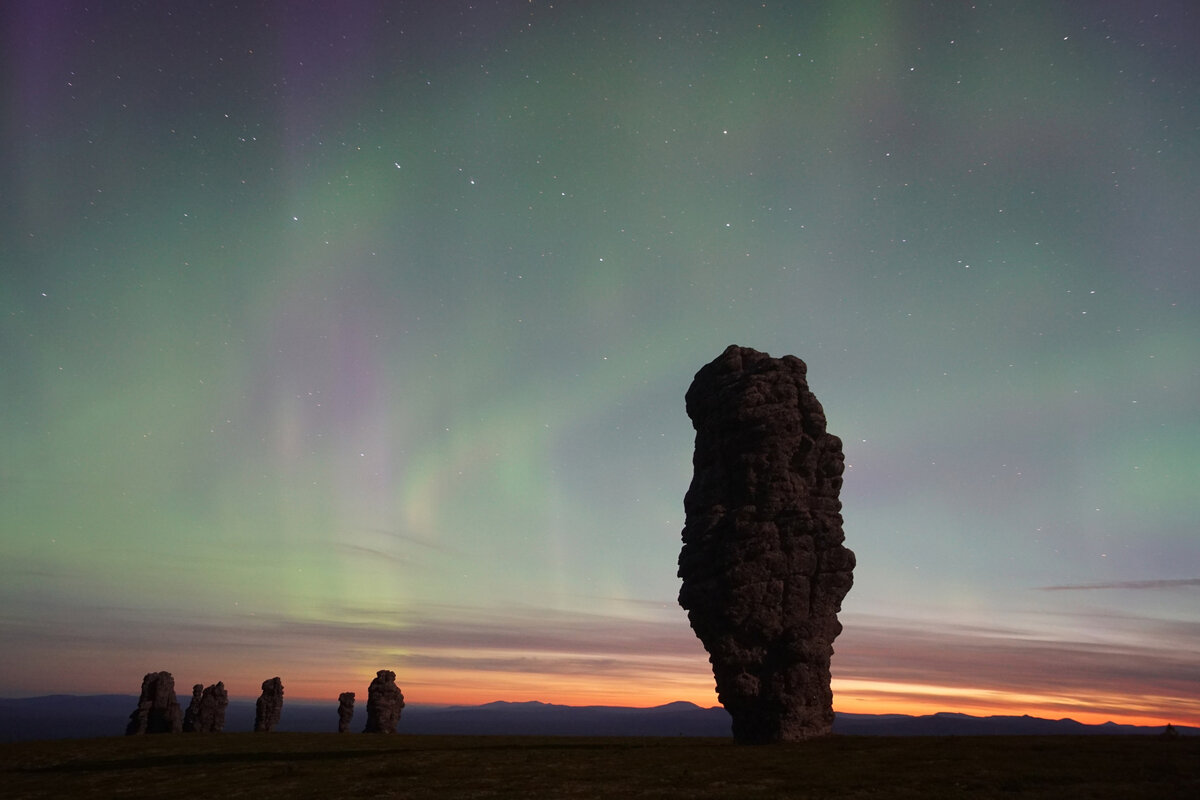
(2, 692, 1192, 730)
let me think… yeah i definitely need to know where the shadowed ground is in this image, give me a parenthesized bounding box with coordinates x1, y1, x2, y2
(2, 733, 1197, 799)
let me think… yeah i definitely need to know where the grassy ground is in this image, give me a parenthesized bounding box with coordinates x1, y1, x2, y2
(2, 733, 1196, 799)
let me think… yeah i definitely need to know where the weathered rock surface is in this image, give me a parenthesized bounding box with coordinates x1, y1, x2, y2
(194, 682, 229, 733)
(678, 344, 855, 743)
(254, 677, 284, 732)
(125, 671, 183, 735)
(182, 684, 203, 732)
(337, 692, 355, 733)
(363, 670, 405, 733)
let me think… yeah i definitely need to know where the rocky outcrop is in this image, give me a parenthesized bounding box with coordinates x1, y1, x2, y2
(185, 682, 228, 733)
(363, 670, 404, 733)
(125, 671, 183, 735)
(678, 345, 855, 743)
(254, 677, 284, 732)
(183, 684, 204, 732)
(194, 682, 229, 733)
(337, 692, 355, 733)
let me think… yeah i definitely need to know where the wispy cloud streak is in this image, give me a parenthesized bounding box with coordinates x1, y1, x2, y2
(3, 598, 1198, 723)
(1037, 578, 1200, 591)
(834, 614, 1200, 701)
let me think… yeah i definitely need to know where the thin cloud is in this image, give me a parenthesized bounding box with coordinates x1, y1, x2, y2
(834, 615, 1200, 701)
(5, 597, 1197, 723)
(283, 603, 706, 660)
(1037, 578, 1200, 591)
(334, 543, 417, 566)
(361, 527, 459, 554)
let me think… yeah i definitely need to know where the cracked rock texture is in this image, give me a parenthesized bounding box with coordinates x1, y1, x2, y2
(254, 677, 284, 732)
(678, 345, 855, 743)
(363, 670, 404, 733)
(125, 671, 183, 735)
(183, 684, 203, 732)
(194, 682, 228, 733)
(337, 692, 355, 733)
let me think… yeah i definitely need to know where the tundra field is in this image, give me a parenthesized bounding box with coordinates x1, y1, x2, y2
(2, 733, 1197, 799)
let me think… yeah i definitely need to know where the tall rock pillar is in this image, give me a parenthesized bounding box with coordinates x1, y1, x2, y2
(678, 345, 855, 743)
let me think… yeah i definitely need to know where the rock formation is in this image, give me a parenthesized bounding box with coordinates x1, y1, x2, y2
(678, 345, 855, 743)
(194, 682, 229, 732)
(125, 671, 183, 735)
(363, 670, 405, 733)
(337, 692, 355, 733)
(254, 677, 284, 732)
(183, 684, 203, 732)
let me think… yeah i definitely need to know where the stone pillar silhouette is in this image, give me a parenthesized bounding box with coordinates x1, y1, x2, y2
(125, 671, 183, 735)
(182, 684, 203, 732)
(678, 345, 855, 743)
(337, 692, 355, 733)
(363, 670, 404, 733)
(254, 677, 284, 732)
(195, 682, 229, 732)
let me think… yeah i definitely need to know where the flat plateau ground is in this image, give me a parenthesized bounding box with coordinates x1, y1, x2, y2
(2, 733, 1196, 799)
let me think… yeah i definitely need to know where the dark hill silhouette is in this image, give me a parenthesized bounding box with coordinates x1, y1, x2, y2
(1, 695, 1193, 742)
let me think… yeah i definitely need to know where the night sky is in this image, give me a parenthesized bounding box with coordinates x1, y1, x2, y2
(2, 1, 1198, 726)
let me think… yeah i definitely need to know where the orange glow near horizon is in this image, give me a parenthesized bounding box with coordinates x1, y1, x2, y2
(54, 648, 1195, 729)
(260, 669, 1198, 729)
(831, 679, 1200, 729)
(279, 665, 721, 710)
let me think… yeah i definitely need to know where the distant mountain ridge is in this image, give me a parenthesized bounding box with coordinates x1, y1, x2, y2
(833, 710, 1193, 737)
(0, 695, 1192, 742)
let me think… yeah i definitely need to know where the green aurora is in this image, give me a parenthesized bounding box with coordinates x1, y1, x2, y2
(1, 1, 1197, 722)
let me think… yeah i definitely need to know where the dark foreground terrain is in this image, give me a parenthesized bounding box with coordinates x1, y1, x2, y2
(2, 733, 1196, 799)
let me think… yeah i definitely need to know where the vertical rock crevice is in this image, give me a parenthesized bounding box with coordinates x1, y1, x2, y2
(125, 671, 183, 735)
